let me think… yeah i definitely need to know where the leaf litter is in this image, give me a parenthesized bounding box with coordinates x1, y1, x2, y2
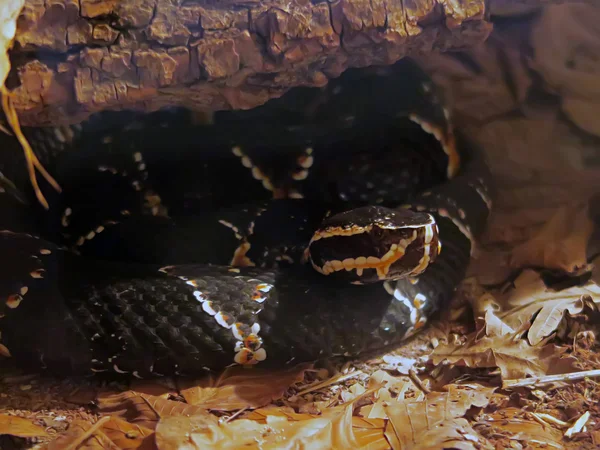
(3, 4, 600, 450)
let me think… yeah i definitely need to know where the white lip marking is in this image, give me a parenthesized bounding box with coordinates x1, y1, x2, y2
(424, 223, 435, 244)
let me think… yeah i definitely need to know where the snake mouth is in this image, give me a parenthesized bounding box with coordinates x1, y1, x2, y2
(311, 234, 417, 278)
(307, 206, 440, 283)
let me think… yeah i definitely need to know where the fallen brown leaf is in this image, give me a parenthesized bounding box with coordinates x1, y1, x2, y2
(44, 418, 117, 450)
(352, 417, 388, 450)
(475, 408, 564, 449)
(96, 391, 208, 430)
(497, 269, 600, 345)
(460, 278, 515, 338)
(383, 384, 496, 450)
(155, 403, 359, 450)
(178, 362, 312, 411)
(510, 203, 595, 274)
(404, 417, 493, 450)
(0, 414, 48, 438)
(368, 370, 413, 398)
(101, 417, 156, 450)
(431, 332, 577, 380)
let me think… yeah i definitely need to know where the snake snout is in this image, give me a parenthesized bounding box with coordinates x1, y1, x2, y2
(306, 206, 440, 284)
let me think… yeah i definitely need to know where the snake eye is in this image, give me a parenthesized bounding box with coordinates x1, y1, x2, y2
(307, 206, 440, 284)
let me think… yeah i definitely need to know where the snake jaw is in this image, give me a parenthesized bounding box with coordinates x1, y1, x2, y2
(307, 207, 440, 283)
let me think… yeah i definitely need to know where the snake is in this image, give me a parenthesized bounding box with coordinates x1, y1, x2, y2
(0, 58, 493, 378)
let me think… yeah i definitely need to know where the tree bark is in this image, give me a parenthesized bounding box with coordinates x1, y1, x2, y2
(3, 0, 575, 126)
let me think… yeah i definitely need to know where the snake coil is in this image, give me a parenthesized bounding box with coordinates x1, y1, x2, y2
(0, 59, 493, 378)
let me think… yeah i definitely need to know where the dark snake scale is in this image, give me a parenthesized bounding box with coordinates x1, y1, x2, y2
(0, 59, 493, 378)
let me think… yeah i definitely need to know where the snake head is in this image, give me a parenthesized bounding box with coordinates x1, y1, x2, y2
(306, 206, 440, 284)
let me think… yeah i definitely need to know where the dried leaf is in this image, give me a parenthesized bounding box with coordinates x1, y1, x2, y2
(368, 370, 412, 398)
(44, 419, 118, 450)
(510, 203, 595, 274)
(155, 403, 358, 450)
(101, 417, 156, 450)
(352, 417, 388, 450)
(475, 408, 564, 449)
(431, 332, 577, 379)
(96, 391, 208, 430)
(497, 269, 600, 345)
(383, 385, 496, 450)
(411, 418, 493, 450)
(381, 354, 418, 375)
(340, 382, 366, 403)
(462, 279, 515, 338)
(0, 414, 48, 437)
(179, 362, 312, 411)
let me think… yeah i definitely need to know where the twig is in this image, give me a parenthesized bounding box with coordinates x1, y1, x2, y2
(528, 412, 552, 429)
(503, 369, 600, 389)
(336, 386, 380, 409)
(225, 407, 248, 423)
(139, 393, 162, 419)
(295, 370, 363, 396)
(95, 429, 121, 450)
(409, 368, 431, 394)
(535, 413, 569, 427)
(63, 415, 112, 450)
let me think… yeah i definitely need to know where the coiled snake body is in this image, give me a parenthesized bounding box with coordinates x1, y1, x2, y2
(0, 59, 493, 378)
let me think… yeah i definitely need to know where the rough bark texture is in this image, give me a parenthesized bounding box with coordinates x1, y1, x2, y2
(3, 0, 576, 126)
(3, 0, 492, 126)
